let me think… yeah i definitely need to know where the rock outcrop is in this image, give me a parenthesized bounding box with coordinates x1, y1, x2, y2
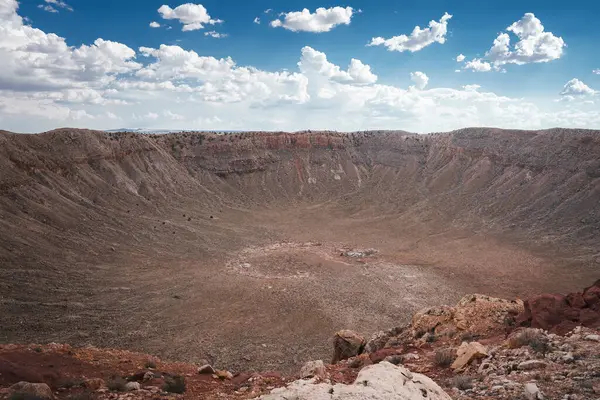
(260, 361, 452, 400)
(9, 382, 55, 399)
(332, 330, 365, 364)
(517, 279, 600, 334)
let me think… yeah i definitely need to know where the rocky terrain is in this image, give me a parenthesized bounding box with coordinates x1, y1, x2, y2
(1, 281, 599, 399)
(0, 127, 599, 394)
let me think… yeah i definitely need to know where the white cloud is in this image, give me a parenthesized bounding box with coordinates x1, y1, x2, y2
(204, 31, 227, 38)
(594, 69, 600, 75)
(463, 59, 492, 72)
(164, 110, 184, 120)
(560, 79, 596, 97)
(368, 13, 452, 52)
(270, 7, 353, 33)
(298, 46, 377, 85)
(44, 0, 72, 11)
(157, 3, 222, 32)
(462, 84, 481, 92)
(456, 54, 465, 62)
(462, 13, 565, 72)
(253, 17, 260, 24)
(1, 0, 599, 133)
(38, 4, 57, 13)
(410, 71, 428, 90)
(264, 8, 272, 14)
(149, 21, 161, 28)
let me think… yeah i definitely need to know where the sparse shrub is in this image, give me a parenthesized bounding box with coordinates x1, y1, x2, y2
(107, 376, 127, 392)
(529, 337, 551, 354)
(581, 380, 594, 391)
(163, 375, 186, 394)
(452, 375, 473, 391)
(144, 360, 157, 369)
(425, 333, 437, 343)
(413, 329, 426, 339)
(32, 347, 42, 353)
(434, 348, 455, 367)
(59, 378, 84, 389)
(460, 332, 475, 342)
(508, 329, 550, 354)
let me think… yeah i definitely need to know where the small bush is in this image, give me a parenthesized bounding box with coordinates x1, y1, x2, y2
(452, 375, 473, 391)
(434, 349, 455, 367)
(508, 329, 548, 351)
(144, 360, 157, 369)
(581, 380, 594, 391)
(59, 379, 84, 389)
(460, 332, 475, 342)
(529, 337, 551, 354)
(413, 329, 426, 339)
(163, 375, 186, 394)
(425, 334, 437, 343)
(32, 347, 42, 353)
(107, 376, 127, 392)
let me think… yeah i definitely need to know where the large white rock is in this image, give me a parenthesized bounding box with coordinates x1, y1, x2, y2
(260, 361, 452, 400)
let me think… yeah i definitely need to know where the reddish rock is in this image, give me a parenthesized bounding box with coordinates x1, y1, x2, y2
(566, 293, 586, 309)
(368, 348, 403, 364)
(517, 281, 600, 333)
(332, 330, 366, 364)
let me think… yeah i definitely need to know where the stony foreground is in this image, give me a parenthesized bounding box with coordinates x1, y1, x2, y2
(1, 281, 600, 399)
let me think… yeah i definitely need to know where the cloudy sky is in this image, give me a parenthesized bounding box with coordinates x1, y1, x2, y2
(1, 0, 599, 133)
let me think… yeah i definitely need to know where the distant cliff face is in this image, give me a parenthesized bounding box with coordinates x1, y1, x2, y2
(0, 127, 599, 372)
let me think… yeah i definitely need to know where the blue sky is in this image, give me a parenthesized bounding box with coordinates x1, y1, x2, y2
(1, 0, 599, 132)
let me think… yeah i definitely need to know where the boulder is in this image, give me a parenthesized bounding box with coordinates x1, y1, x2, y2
(518, 360, 548, 370)
(524, 382, 544, 400)
(125, 381, 141, 391)
(451, 342, 488, 371)
(198, 364, 216, 374)
(215, 370, 233, 380)
(83, 378, 105, 390)
(9, 382, 55, 400)
(413, 295, 523, 337)
(332, 330, 365, 363)
(300, 360, 327, 380)
(259, 361, 452, 400)
(516, 280, 600, 334)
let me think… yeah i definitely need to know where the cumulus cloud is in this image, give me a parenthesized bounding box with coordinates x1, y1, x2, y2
(410, 71, 428, 90)
(463, 59, 492, 72)
(560, 79, 596, 97)
(253, 17, 260, 24)
(157, 3, 222, 32)
(461, 13, 565, 72)
(204, 31, 227, 38)
(270, 7, 353, 33)
(149, 21, 161, 28)
(298, 46, 377, 85)
(456, 54, 465, 62)
(368, 13, 452, 52)
(594, 69, 600, 75)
